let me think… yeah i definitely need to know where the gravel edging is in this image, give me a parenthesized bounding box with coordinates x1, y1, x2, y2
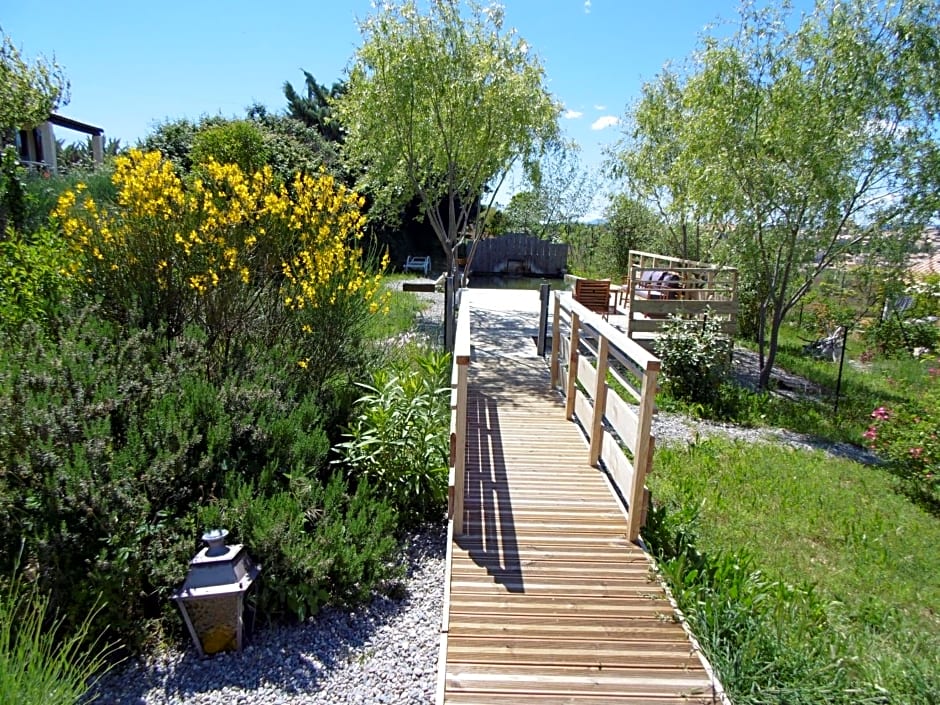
(90, 525, 446, 705)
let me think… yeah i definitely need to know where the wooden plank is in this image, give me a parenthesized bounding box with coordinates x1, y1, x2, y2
(573, 389, 593, 433)
(576, 354, 596, 399)
(605, 391, 639, 456)
(600, 429, 635, 508)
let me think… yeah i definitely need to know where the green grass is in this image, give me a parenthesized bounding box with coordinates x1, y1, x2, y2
(364, 275, 430, 340)
(647, 437, 940, 704)
(0, 569, 117, 705)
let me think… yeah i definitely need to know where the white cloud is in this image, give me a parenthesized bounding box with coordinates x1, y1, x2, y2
(563, 109, 583, 119)
(591, 115, 619, 131)
(584, 0, 591, 14)
(594, 104, 606, 111)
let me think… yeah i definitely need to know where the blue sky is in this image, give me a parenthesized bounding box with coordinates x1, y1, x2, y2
(4, 0, 814, 218)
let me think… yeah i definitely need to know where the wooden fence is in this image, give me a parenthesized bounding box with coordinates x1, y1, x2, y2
(550, 292, 661, 542)
(468, 233, 568, 276)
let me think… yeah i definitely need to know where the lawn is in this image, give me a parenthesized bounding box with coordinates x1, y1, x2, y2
(645, 329, 940, 704)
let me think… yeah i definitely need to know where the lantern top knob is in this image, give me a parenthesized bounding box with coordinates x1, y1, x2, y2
(202, 529, 230, 557)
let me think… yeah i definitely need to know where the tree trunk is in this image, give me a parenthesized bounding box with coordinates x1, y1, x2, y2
(758, 304, 785, 389)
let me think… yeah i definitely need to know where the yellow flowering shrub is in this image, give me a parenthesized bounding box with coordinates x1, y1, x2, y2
(54, 150, 389, 373)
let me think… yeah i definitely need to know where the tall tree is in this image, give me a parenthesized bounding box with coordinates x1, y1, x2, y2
(283, 70, 346, 144)
(611, 0, 940, 388)
(505, 140, 597, 241)
(334, 0, 559, 274)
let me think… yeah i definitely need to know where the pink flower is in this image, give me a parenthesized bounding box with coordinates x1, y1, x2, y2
(863, 426, 878, 441)
(871, 407, 890, 420)
(910, 447, 924, 459)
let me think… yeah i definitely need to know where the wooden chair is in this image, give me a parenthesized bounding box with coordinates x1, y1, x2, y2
(574, 278, 611, 319)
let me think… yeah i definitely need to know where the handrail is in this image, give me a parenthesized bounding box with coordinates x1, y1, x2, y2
(448, 293, 471, 536)
(550, 291, 660, 542)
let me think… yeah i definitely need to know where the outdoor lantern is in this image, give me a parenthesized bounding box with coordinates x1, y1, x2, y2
(172, 529, 261, 657)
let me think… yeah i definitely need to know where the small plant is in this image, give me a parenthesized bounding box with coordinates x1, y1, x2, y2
(0, 562, 117, 705)
(336, 347, 451, 526)
(654, 310, 731, 407)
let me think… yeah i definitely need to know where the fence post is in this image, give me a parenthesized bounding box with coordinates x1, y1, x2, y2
(444, 275, 455, 352)
(537, 282, 550, 356)
(550, 293, 561, 387)
(565, 311, 581, 420)
(589, 335, 609, 466)
(627, 364, 659, 542)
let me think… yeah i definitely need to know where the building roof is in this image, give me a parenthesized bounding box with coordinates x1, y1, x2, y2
(48, 113, 104, 136)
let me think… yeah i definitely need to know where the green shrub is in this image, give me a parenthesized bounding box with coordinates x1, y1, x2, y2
(863, 316, 939, 357)
(0, 227, 72, 335)
(0, 565, 116, 705)
(654, 310, 730, 407)
(336, 347, 451, 527)
(190, 120, 270, 176)
(201, 472, 399, 622)
(863, 395, 940, 506)
(0, 305, 383, 648)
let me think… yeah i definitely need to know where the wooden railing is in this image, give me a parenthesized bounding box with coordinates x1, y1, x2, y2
(447, 296, 471, 536)
(550, 292, 661, 542)
(621, 249, 738, 342)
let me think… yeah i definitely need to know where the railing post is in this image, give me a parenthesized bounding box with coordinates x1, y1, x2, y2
(549, 293, 561, 387)
(537, 282, 550, 356)
(565, 311, 580, 420)
(450, 299, 471, 537)
(444, 275, 455, 352)
(453, 358, 468, 535)
(588, 335, 609, 467)
(627, 363, 659, 542)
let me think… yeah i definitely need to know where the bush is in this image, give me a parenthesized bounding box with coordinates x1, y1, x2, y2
(190, 120, 270, 177)
(863, 316, 939, 358)
(654, 310, 730, 407)
(53, 149, 389, 378)
(863, 395, 940, 505)
(0, 227, 73, 336)
(336, 347, 451, 527)
(202, 472, 400, 622)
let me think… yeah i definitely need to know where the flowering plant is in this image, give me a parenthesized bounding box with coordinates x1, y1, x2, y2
(863, 392, 939, 497)
(53, 150, 388, 376)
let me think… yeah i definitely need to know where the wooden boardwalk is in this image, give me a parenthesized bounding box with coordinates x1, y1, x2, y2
(437, 291, 717, 704)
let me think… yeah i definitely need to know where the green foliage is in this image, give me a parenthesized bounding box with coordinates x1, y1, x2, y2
(202, 472, 399, 623)
(0, 29, 69, 134)
(0, 302, 391, 648)
(21, 165, 116, 234)
(190, 120, 269, 176)
(337, 347, 451, 526)
(653, 311, 730, 406)
(602, 194, 664, 277)
(863, 316, 939, 358)
(864, 392, 940, 505)
(0, 564, 116, 705)
(1, 145, 27, 233)
(0, 227, 72, 335)
(335, 0, 560, 270)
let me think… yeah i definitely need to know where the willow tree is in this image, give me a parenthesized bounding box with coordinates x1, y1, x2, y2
(0, 30, 69, 138)
(611, 0, 940, 389)
(334, 0, 559, 274)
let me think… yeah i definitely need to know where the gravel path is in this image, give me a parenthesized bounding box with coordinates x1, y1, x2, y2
(92, 285, 877, 703)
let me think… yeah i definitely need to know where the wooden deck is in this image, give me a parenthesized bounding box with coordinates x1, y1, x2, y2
(438, 292, 718, 704)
